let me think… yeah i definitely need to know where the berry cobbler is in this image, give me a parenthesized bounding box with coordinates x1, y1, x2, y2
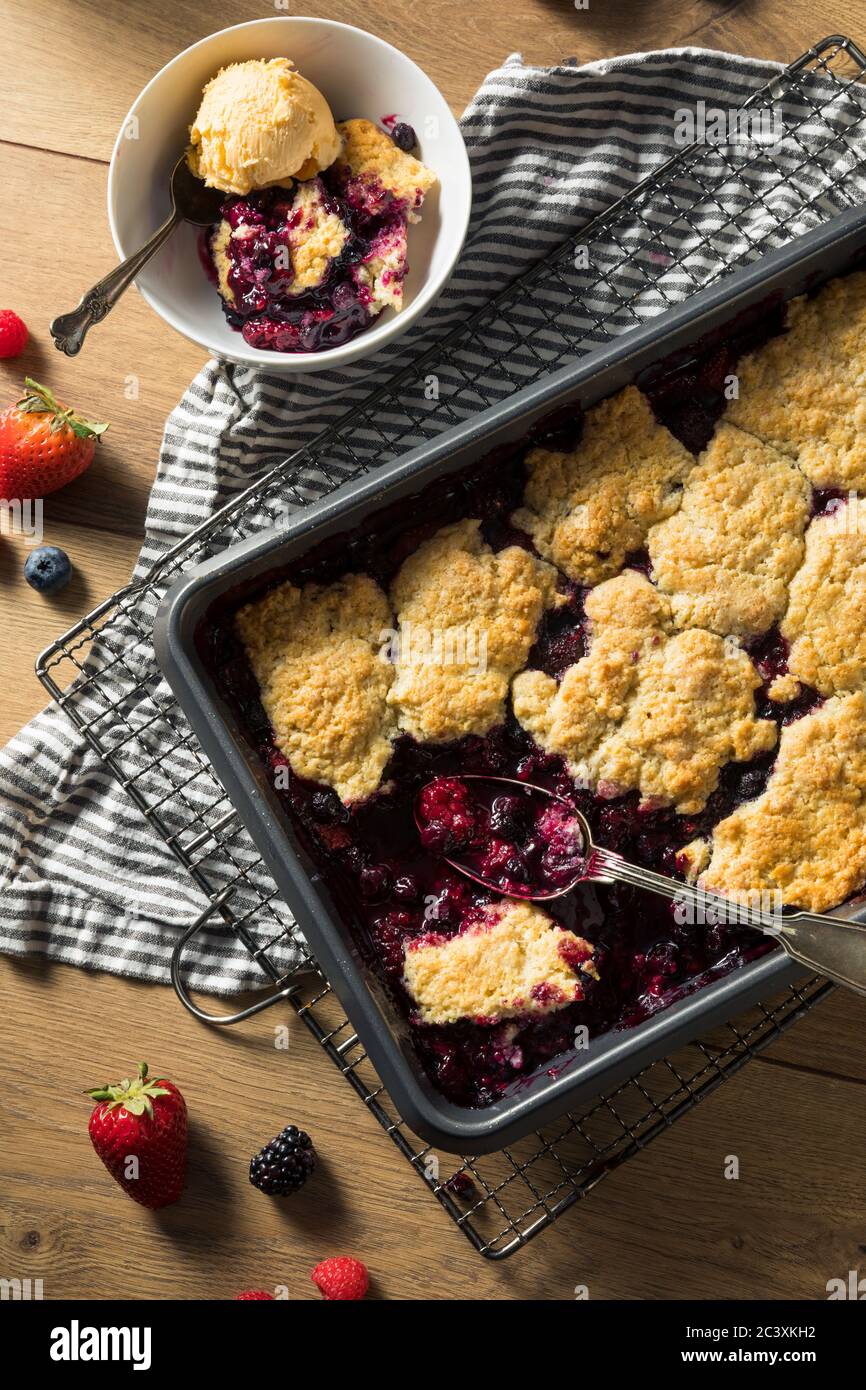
(203, 127, 435, 353)
(213, 269, 866, 1108)
(187, 60, 437, 354)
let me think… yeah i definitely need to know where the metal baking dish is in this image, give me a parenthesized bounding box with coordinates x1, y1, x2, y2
(155, 203, 866, 1153)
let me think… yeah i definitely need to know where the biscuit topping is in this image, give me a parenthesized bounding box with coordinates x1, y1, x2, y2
(402, 900, 597, 1025)
(284, 177, 349, 293)
(724, 271, 866, 489)
(691, 692, 866, 913)
(512, 386, 694, 585)
(647, 423, 811, 639)
(236, 573, 395, 804)
(336, 117, 438, 219)
(513, 570, 777, 814)
(780, 502, 866, 698)
(387, 520, 562, 744)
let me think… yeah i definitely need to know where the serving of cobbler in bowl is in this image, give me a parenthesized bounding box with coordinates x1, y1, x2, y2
(200, 266, 866, 1111)
(107, 17, 471, 369)
(199, 108, 438, 355)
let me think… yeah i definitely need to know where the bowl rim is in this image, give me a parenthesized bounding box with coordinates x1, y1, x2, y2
(106, 16, 472, 371)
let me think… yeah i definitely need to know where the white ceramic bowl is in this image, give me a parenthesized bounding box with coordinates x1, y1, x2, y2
(108, 17, 472, 371)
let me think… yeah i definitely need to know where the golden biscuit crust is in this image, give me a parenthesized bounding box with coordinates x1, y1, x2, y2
(513, 569, 668, 776)
(387, 520, 562, 743)
(724, 272, 866, 489)
(694, 692, 866, 912)
(210, 220, 235, 305)
(354, 221, 408, 312)
(209, 179, 348, 307)
(336, 118, 437, 215)
(513, 570, 777, 813)
(236, 573, 395, 804)
(512, 386, 694, 585)
(781, 503, 866, 698)
(285, 178, 348, 293)
(647, 424, 811, 638)
(402, 901, 597, 1025)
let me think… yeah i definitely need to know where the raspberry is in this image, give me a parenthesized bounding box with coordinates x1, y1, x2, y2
(235, 1290, 275, 1300)
(311, 1256, 369, 1301)
(416, 777, 483, 853)
(0, 310, 28, 359)
(444, 1171, 476, 1199)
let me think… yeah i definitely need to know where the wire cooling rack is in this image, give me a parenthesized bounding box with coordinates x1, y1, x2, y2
(37, 35, 865, 1257)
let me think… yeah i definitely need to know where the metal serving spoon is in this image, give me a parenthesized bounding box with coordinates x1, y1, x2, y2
(50, 156, 223, 356)
(415, 775, 866, 997)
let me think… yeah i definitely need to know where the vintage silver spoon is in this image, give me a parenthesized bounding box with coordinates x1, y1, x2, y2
(415, 774, 866, 997)
(50, 156, 223, 355)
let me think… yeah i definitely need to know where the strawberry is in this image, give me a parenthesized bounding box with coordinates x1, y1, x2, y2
(235, 1290, 275, 1300)
(0, 377, 108, 499)
(310, 1256, 369, 1301)
(86, 1061, 187, 1209)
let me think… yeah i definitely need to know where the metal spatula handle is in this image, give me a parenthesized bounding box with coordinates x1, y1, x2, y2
(591, 847, 866, 997)
(769, 913, 866, 993)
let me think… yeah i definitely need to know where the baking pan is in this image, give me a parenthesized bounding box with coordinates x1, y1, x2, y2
(155, 203, 866, 1153)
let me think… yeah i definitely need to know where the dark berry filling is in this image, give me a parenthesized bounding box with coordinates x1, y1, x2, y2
(811, 486, 847, 517)
(200, 128, 415, 355)
(212, 617, 790, 1107)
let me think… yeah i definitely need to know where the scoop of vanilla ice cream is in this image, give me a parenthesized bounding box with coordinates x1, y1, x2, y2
(187, 58, 342, 195)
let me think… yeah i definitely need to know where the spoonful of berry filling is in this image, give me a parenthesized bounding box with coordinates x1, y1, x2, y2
(414, 775, 590, 899)
(413, 774, 866, 998)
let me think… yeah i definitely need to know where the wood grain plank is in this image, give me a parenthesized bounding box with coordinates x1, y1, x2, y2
(1, 955, 863, 1300)
(2, 0, 857, 163)
(2, 0, 866, 1302)
(0, 141, 206, 742)
(709, 984, 866, 1083)
(0, 144, 206, 531)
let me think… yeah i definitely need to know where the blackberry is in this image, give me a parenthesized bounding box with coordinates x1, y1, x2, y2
(309, 790, 348, 824)
(249, 1124, 316, 1196)
(489, 794, 529, 839)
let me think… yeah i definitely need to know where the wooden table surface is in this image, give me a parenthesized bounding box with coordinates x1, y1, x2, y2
(2, 0, 865, 1302)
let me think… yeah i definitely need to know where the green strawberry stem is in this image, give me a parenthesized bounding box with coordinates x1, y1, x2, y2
(86, 1061, 170, 1118)
(19, 377, 109, 441)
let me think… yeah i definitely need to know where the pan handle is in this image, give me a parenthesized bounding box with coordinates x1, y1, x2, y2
(170, 889, 302, 1025)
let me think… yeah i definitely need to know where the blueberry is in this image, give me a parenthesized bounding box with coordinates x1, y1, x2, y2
(359, 864, 392, 902)
(343, 846, 367, 875)
(503, 854, 528, 883)
(393, 874, 420, 903)
(390, 122, 417, 152)
(309, 790, 349, 824)
(24, 546, 71, 594)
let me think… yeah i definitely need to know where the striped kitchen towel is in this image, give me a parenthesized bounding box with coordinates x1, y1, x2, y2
(1, 45, 862, 994)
